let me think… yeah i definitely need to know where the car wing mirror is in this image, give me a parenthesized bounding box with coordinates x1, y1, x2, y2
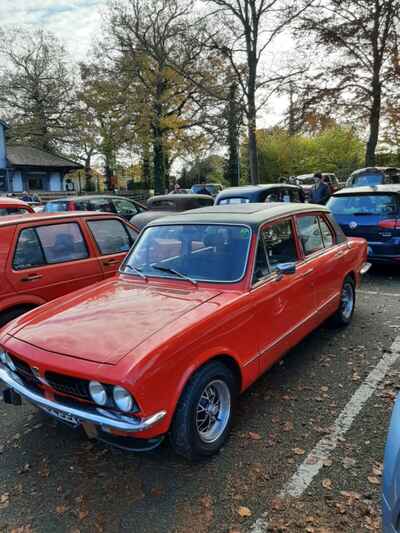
(275, 262, 296, 279)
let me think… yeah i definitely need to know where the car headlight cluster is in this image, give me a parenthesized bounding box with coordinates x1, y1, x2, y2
(0, 350, 16, 372)
(88, 380, 135, 413)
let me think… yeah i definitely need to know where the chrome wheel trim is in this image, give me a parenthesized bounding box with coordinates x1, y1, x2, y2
(341, 282, 354, 320)
(195, 379, 231, 444)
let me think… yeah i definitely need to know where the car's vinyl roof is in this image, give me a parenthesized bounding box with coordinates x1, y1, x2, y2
(147, 202, 329, 228)
(0, 211, 123, 227)
(334, 185, 400, 195)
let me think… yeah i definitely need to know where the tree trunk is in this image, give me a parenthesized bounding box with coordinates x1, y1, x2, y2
(365, 76, 382, 167)
(142, 143, 151, 189)
(247, 52, 258, 184)
(84, 153, 92, 191)
(226, 83, 240, 186)
(247, 110, 258, 185)
(153, 127, 165, 195)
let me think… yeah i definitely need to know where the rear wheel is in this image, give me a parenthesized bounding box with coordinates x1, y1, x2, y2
(170, 361, 238, 461)
(330, 276, 355, 327)
(0, 306, 35, 328)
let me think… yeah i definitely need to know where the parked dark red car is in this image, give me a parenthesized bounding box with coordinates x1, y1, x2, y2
(0, 197, 34, 216)
(0, 212, 138, 327)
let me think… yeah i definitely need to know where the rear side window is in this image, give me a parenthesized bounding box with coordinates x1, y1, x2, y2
(0, 208, 30, 215)
(296, 215, 336, 255)
(13, 228, 46, 270)
(112, 198, 139, 217)
(88, 219, 137, 255)
(88, 198, 114, 213)
(296, 216, 324, 255)
(36, 223, 89, 264)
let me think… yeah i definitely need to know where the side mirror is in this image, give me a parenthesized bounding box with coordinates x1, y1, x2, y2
(275, 262, 296, 279)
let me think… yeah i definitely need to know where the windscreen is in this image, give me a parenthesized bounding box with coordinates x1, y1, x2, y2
(352, 173, 383, 186)
(122, 224, 251, 283)
(327, 194, 398, 216)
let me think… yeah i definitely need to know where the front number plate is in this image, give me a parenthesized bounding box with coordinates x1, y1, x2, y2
(41, 406, 80, 426)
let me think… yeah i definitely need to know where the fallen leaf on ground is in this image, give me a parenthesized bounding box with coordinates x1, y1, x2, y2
(248, 431, 262, 440)
(293, 447, 305, 455)
(322, 478, 333, 490)
(367, 476, 380, 485)
(238, 506, 252, 517)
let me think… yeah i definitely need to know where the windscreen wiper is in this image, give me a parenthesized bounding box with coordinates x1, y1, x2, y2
(151, 264, 197, 286)
(123, 263, 147, 280)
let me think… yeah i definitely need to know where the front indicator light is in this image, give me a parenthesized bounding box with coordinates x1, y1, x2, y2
(113, 386, 134, 413)
(89, 381, 107, 406)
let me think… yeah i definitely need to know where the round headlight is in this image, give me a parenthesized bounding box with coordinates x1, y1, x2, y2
(4, 353, 16, 372)
(113, 386, 133, 413)
(89, 381, 107, 406)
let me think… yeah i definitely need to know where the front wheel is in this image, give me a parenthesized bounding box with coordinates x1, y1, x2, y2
(170, 361, 238, 461)
(330, 276, 355, 327)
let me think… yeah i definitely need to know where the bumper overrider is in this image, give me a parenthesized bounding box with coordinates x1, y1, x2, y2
(0, 363, 167, 449)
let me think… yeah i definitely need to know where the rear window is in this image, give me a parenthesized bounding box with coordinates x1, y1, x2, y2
(327, 194, 398, 216)
(44, 201, 70, 212)
(219, 197, 250, 205)
(352, 174, 384, 187)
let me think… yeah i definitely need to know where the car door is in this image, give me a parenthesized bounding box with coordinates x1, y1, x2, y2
(7, 220, 103, 302)
(86, 217, 139, 278)
(250, 217, 317, 374)
(295, 213, 348, 314)
(112, 198, 141, 221)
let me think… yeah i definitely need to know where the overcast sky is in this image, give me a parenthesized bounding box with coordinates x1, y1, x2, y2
(1, 0, 294, 150)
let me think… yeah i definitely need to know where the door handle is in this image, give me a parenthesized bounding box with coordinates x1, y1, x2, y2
(103, 259, 120, 266)
(301, 268, 314, 278)
(335, 251, 344, 258)
(21, 274, 43, 282)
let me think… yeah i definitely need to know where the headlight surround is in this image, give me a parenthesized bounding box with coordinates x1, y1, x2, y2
(89, 381, 107, 406)
(113, 386, 134, 413)
(1, 351, 16, 372)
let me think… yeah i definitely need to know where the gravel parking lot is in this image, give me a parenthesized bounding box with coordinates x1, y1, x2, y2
(1, 264, 399, 533)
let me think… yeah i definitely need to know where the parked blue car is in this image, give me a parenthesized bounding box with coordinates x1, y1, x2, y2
(346, 167, 400, 188)
(383, 394, 400, 532)
(327, 185, 400, 264)
(215, 184, 305, 205)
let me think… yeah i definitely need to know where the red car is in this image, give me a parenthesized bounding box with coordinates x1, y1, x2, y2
(0, 197, 34, 216)
(0, 203, 369, 459)
(0, 212, 138, 327)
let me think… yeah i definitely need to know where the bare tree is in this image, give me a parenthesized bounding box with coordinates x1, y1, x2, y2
(203, 0, 314, 184)
(0, 28, 75, 151)
(299, 0, 400, 166)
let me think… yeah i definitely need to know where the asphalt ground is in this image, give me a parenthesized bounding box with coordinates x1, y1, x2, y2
(1, 264, 400, 533)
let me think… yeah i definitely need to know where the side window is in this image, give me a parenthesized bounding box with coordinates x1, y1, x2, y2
(13, 228, 46, 270)
(262, 220, 298, 270)
(296, 216, 324, 255)
(88, 198, 114, 213)
(36, 223, 89, 264)
(88, 219, 134, 255)
(290, 190, 301, 203)
(113, 199, 138, 217)
(319, 217, 334, 247)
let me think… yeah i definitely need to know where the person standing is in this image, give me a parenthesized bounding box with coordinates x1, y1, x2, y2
(309, 172, 330, 205)
(196, 178, 212, 196)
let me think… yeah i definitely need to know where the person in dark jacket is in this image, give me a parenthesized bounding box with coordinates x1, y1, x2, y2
(196, 178, 212, 196)
(309, 172, 330, 205)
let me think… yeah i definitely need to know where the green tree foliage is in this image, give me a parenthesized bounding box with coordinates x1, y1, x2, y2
(241, 127, 364, 182)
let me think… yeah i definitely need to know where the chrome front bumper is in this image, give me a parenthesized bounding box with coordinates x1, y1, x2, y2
(0, 364, 166, 433)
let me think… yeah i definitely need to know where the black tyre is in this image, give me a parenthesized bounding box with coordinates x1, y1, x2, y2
(170, 361, 238, 461)
(330, 276, 355, 327)
(0, 306, 34, 328)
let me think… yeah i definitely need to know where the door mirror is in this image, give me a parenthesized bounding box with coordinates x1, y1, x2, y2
(276, 262, 296, 277)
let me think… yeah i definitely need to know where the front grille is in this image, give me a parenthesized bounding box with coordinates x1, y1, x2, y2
(8, 354, 41, 392)
(45, 372, 90, 400)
